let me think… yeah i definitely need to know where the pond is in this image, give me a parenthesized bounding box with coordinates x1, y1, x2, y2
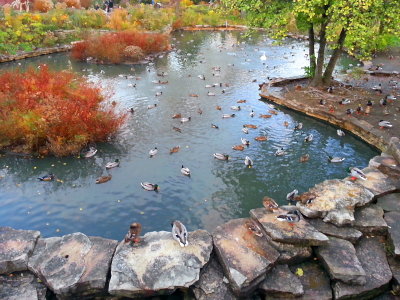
(0, 31, 378, 239)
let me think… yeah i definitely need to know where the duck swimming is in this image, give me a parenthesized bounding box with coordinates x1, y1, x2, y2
(172, 113, 182, 119)
(170, 146, 180, 154)
(149, 147, 158, 158)
(141, 182, 159, 191)
(304, 134, 313, 142)
(231, 106, 241, 111)
(171, 220, 188, 247)
(222, 114, 235, 118)
(337, 129, 345, 137)
(38, 174, 55, 181)
(147, 104, 157, 109)
(294, 122, 303, 130)
(255, 136, 268, 141)
(237, 100, 247, 103)
(242, 127, 249, 134)
(105, 159, 120, 169)
(244, 156, 253, 168)
(232, 145, 245, 151)
(275, 148, 286, 156)
(262, 196, 279, 212)
(211, 124, 219, 129)
(216, 106, 222, 110)
(259, 114, 272, 118)
(241, 138, 250, 146)
(180, 117, 191, 123)
(213, 153, 229, 160)
(181, 165, 190, 176)
(328, 156, 345, 163)
(96, 175, 112, 184)
(250, 110, 255, 117)
(172, 126, 182, 133)
(84, 147, 97, 158)
(299, 154, 310, 162)
(243, 124, 257, 129)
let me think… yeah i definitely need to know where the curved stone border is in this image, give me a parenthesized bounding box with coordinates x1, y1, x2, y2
(0, 44, 73, 63)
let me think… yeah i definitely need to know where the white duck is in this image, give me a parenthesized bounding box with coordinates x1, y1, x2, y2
(337, 129, 345, 137)
(181, 165, 190, 176)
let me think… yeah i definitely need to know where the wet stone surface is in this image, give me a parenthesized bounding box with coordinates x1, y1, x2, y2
(212, 218, 279, 296)
(354, 205, 388, 235)
(315, 237, 366, 285)
(109, 230, 212, 298)
(250, 208, 329, 246)
(333, 237, 392, 299)
(384, 211, 400, 258)
(377, 193, 400, 212)
(260, 264, 304, 298)
(307, 218, 362, 244)
(0, 227, 40, 274)
(0, 271, 47, 300)
(348, 167, 397, 197)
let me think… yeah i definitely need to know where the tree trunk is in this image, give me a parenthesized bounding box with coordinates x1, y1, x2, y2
(322, 28, 347, 85)
(308, 24, 316, 77)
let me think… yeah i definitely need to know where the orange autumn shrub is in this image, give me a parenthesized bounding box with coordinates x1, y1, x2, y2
(63, 0, 81, 8)
(79, 0, 92, 9)
(0, 66, 126, 156)
(108, 8, 129, 31)
(33, 0, 54, 12)
(71, 30, 171, 64)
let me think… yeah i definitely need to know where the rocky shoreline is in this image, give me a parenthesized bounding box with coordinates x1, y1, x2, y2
(1, 145, 400, 299)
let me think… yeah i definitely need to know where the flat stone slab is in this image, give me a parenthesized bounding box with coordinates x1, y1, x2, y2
(0, 227, 40, 274)
(213, 218, 280, 296)
(296, 179, 374, 226)
(268, 239, 312, 264)
(250, 208, 329, 246)
(389, 137, 400, 164)
(192, 257, 237, 300)
(347, 167, 397, 197)
(377, 193, 400, 212)
(333, 237, 392, 299)
(109, 230, 212, 298)
(0, 272, 47, 300)
(307, 218, 362, 244)
(369, 155, 400, 180)
(354, 205, 388, 235)
(387, 256, 400, 285)
(28, 233, 117, 298)
(385, 212, 400, 258)
(260, 264, 304, 298)
(289, 261, 332, 300)
(316, 237, 366, 285)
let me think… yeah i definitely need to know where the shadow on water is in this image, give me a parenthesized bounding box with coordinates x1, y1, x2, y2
(0, 30, 378, 239)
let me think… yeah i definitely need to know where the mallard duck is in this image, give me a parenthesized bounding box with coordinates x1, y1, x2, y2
(147, 104, 157, 109)
(222, 114, 235, 118)
(255, 136, 268, 141)
(197, 108, 203, 115)
(349, 167, 367, 181)
(124, 222, 142, 244)
(96, 175, 112, 184)
(207, 91, 216, 96)
(294, 122, 303, 130)
(198, 74, 205, 80)
(242, 127, 249, 134)
(244, 156, 253, 168)
(372, 83, 382, 93)
(284, 121, 289, 127)
(327, 86, 334, 93)
(38, 174, 55, 181)
(304, 134, 313, 142)
(155, 91, 163, 96)
(172, 113, 182, 119)
(189, 94, 198, 97)
(276, 210, 301, 224)
(141, 182, 159, 191)
(232, 145, 245, 151)
(262, 196, 279, 212)
(211, 124, 219, 129)
(171, 220, 188, 247)
(294, 192, 316, 205)
(328, 156, 345, 163)
(339, 98, 351, 105)
(260, 114, 272, 118)
(275, 148, 286, 156)
(181, 165, 190, 176)
(216, 105, 222, 110)
(319, 99, 326, 105)
(286, 189, 298, 203)
(269, 110, 278, 115)
(337, 129, 345, 137)
(180, 117, 191, 123)
(105, 159, 120, 169)
(379, 120, 392, 129)
(84, 147, 97, 158)
(237, 100, 246, 103)
(243, 124, 257, 129)
(149, 147, 158, 157)
(380, 98, 387, 106)
(205, 84, 213, 88)
(231, 106, 241, 111)
(128, 108, 135, 113)
(241, 138, 250, 146)
(170, 146, 180, 154)
(213, 153, 229, 160)
(172, 126, 182, 133)
(250, 110, 255, 117)
(244, 220, 263, 237)
(299, 154, 309, 162)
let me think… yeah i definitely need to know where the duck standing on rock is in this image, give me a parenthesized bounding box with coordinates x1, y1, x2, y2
(262, 196, 279, 212)
(378, 120, 392, 129)
(348, 167, 367, 181)
(171, 220, 188, 247)
(276, 210, 301, 227)
(286, 189, 298, 204)
(244, 220, 264, 237)
(124, 222, 142, 245)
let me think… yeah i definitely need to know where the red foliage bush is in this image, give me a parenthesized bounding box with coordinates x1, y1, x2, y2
(33, 0, 54, 12)
(0, 66, 126, 156)
(71, 30, 171, 64)
(63, 0, 80, 8)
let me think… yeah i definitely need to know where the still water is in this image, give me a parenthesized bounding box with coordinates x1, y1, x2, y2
(0, 31, 378, 239)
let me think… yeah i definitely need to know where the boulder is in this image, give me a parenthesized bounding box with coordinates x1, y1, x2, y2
(387, 256, 400, 285)
(384, 212, 400, 257)
(388, 137, 400, 164)
(333, 237, 392, 299)
(109, 230, 212, 298)
(268, 239, 312, 265)
(289, 261, 332, 300)
(377, 193, 400, 212)
(296, 179, 374, 226)
(28, 233, 117, 298)
(0, 227, 40, 274)
(192, 257, 237, 300)
(260, 264, 304, 298)
(0, 272, 47, 300)
(369, 155, 400, 180)
(354, 205, 388, 235)
(212, 218, 279, 296)
(250, 208, 329, 246)
(307, 218, 362, 244)
(347, 167, 397, 197)
(316, 237, 366, 285)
